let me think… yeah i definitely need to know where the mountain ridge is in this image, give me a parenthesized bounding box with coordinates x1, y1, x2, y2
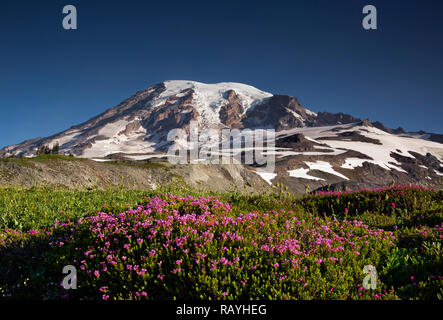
(3, 80, 440, 158)
(1, 80, 442, 193)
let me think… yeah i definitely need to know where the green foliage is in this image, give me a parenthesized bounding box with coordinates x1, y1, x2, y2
(37, 143, 59, 156)
(0, 186, 154, 230)
(0, 185, 441, 300)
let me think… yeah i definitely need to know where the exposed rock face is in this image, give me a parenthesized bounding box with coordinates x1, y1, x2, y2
(219, 90, 244, 127)
(276, 133, 317, 151)
(407, 151, 443, 174)
(141, 88, 200, 137)
(372, 121, 405, 135)
(314, 112, 362, 126)
(317, 131, 382, 145)
(428, 133, 443, 144)
(119, 120, 142, 136)
(243, 95, 316, 130)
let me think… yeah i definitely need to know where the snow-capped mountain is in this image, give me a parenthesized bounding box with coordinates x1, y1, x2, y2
(1, 80, 442, 192)
(0, 80, 363, 158)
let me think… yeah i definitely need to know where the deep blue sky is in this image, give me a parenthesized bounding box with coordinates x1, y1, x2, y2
(1, 0, 442, 148)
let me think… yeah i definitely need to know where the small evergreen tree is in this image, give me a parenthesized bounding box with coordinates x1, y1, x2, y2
(37, 145, 45, 156)
(52, 142, 60, 154)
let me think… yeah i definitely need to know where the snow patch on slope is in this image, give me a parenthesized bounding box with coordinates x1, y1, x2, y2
(304, 161, 349, 180)
(124, 154, 167, 161)
(81, 118, 155, 158)
(289, 168, 324, 181)
(255, 171, 277, 185)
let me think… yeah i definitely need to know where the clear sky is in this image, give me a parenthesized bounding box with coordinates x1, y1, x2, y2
(1, 0, 442, 148)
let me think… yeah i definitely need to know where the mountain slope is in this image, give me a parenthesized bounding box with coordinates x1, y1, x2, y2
(0, 80, 365, 158)
(267, 121, 443, 192)
(0, 155, 268, 191)
(1, 80, 442, 192)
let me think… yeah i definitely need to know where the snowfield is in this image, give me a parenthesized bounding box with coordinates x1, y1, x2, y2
(278, 124, 443, 173)
(154, 80, 273, 127)
(288, 168, 324, 181)
(254, 171, 277, 185)
(304, 161, 349, 180)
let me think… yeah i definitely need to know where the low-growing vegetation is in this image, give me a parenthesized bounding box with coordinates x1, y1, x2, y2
(0, 185, 442, 300)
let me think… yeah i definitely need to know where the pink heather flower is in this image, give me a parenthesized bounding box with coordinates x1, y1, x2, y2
(136, 291, 148, 297)
(158, 274, 165, 280)
(176, 260, 182, 265)
(99, 286, 107, 293)
(137, 238, 144, 245)
(94, 270, 100, 277)
(149, 249, 156, 256)
(222, 292, 228, 297)
(102, 294, 110, 300)
(171, 268, 182, 274)
(273, 263, 279, 268)
(391, 203, 396, 208)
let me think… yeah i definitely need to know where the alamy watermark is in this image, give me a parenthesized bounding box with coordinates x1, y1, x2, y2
(362, 264, 377, 289)
(62, 4, 376, 31)
(62, 265, 77, 290)
(61, 5, 378, 32)
(62, 5, 77, 30)
(362, 5, 377, 30)
(166, 121, 276, 173)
